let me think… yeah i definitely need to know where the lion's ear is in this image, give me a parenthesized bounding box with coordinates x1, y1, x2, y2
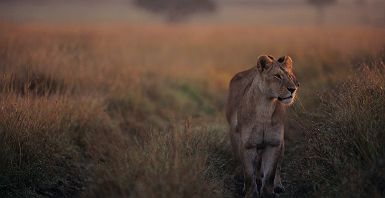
(257, 55, 274, 72)
(277, 56, 293, 71)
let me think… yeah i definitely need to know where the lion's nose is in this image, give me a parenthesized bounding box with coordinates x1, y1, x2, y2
(287, 87, 296, 94)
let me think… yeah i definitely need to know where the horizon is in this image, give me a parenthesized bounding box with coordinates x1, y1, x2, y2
(1, 0, 384, 26)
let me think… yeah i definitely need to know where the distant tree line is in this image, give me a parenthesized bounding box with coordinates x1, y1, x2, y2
(133, 0, 216, 22)
(307, 0, 337, 24)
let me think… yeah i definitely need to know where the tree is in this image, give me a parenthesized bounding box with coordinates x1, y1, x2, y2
(307, 0, 337, 24)
(355, 0, 369, 24)
(133, 0, 216, 22)
(355, 0, 367, 5)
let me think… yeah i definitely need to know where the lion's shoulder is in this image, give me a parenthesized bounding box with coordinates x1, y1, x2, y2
(226, 67, 256, 123)
(229, 67, 254, 85)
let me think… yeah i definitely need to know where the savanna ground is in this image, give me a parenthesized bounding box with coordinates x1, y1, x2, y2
(0, 22, 385, 197)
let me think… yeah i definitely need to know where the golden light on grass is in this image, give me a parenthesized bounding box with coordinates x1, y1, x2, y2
(0, 22, 384, 197)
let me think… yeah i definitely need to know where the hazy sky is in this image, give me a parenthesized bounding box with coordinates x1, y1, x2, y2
(0, 0, 384, 26)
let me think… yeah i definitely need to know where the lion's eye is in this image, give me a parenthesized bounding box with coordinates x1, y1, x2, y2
(274, 74, 282, 80)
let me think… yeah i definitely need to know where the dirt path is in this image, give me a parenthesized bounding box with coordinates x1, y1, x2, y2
(224, 122, 311, 198)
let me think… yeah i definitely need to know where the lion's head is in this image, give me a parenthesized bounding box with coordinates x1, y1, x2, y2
(255, 55, 299, 105)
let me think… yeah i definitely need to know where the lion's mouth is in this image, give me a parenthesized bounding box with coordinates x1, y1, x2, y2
(278, 96, 292, 101)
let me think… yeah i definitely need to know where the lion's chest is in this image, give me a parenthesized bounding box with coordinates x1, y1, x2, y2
(243, 122, 284, 149)
(238, 98, 285, 149)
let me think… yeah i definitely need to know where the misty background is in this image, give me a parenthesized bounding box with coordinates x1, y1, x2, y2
(0, 0, 384, 26)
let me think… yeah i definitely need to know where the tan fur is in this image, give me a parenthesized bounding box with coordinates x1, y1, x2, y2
(226, 55, 299, 198)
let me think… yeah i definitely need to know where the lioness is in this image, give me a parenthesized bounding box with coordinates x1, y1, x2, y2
(226, 55, 299, 198)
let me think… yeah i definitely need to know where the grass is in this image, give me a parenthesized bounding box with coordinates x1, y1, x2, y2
(289, 60, 385, 197)
(0, 95, 122, 197)
(0, 22, 384, 197)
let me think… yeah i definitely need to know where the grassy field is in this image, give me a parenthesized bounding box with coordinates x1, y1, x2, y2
(0, 22, 384, 197)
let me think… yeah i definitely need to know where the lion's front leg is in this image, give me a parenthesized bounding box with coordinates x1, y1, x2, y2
(230, 129, 241, 162)
(260, 144, 282, 198)
(241, 146, 259, 198)
(273, 142, 285, 194)
(240, 126, 262, 198)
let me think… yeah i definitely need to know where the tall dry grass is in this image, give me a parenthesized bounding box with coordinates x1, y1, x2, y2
(0, 22, 384, 197)
(289, 60, 385, 197)
(0, 95, 124, 197)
